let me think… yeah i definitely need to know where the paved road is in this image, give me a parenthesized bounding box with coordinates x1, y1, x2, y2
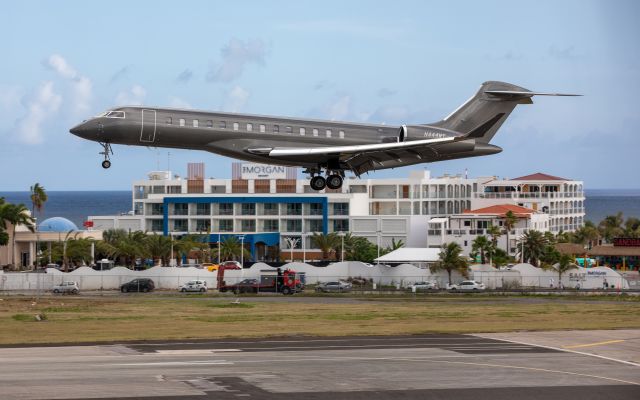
(1, 333, 639, 399)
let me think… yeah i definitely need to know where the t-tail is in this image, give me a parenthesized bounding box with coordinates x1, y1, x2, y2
(431, 81, 580, 143)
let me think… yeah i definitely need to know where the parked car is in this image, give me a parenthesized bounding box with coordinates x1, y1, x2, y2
(179, 280, 208, 293)
(315, 281, 353, 293)
(120, 278, 155, 293)
(448, 280, 486, 291)
(52, 281, 79, 294)
(221, 261, 242, 269)
(409, 281, 439, 291)
(222, 278, 259, 294)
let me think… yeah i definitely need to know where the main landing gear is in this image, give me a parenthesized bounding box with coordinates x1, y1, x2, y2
(308, 169, 344, 191)
(99, 142, 113, 169)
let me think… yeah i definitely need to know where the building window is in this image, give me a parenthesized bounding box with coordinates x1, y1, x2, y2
(286, 203, 302, 216)
(247, 123, 253, 132)
(285, 219, 302, 232)
(218, 203, 234, 216)
(166, 117, 172, 125)
(196, 203, 210, 216)
(233, 122, 239, 131)
(313, 128, 318, 137)
(263, 220, 279, 231)
(339, 130, 344, 139)
(173, 203, 188, 215)
(273, 125, 279, 133)
(206, 120, 213, 128)
(333, 203, 349, 216)
(241, 219, 256, 232)
(179, 118, 185, 127)
(219, 121, 226, 129)
(326, 129, 332, 138)
(307, 219, 323, 232)
(241, 203, 256, 216)
(285, 126, 292, 134)
(333, 219, 349, 232)
(260, 124, 266, 133)
(151, 219, 164, 232)
(150, 203, 164, 216)
(263, 203, 279, 216)
(300, 127, 306, 136)
(193, 119, 199, 128)
(196, 219, 210, 232)
(219, 219, 233, 232)
(309, 203, 323, 216)
(173, 219, 188, 232)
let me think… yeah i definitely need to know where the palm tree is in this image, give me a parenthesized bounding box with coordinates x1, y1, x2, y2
(487, 224, 502, 249)
(310, 232, 340, 260)
(174, 234, 210, 264)
(385, 238, 405, 252)
(556, 253, 578, 285)
(29, 183, 48, 222)
(502, 210, 518, 256)
(517, 230, 547, 266)
(572, 221, 600, 249)
(598, 212, 624, 242)
(430, 242, 469, 285)
(0, 198, 9, 246)
(471, 235, 492, 264)
(1, 203, 35, 268)
(623, 217, 640, 238)
(214, 236, 250, 262)
(144, 234, 172, 266)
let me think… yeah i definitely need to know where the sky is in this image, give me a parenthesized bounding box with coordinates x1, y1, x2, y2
(1, 0, 639, 190)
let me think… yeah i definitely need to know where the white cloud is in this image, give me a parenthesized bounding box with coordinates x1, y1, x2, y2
(15, 81, 62, 145)
(326, 95, 352, 121)
(0, 84, 23, 110)
(45, 54, 78, 79)
(207, 38, 267, 82)
(168, 96, 192, 109)
(116, 85, 146, 105)
(222, 86, 250, 112)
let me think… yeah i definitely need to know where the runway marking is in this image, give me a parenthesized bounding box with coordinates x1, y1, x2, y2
(563, 339, 625, 349)
(397, 358, 640, 386)
(478, 336, 640, 367)
(114, 360, 233, 366)
(154, 349, 241, 355)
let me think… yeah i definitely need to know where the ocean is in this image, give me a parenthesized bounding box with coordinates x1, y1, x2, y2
(0, 189, 639, 229)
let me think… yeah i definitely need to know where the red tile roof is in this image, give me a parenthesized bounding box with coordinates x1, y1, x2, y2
(463, 204, 536, 217)
(512, 172, 567, 181)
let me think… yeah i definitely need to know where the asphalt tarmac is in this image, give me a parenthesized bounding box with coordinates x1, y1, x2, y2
(1, 333, 639, 399)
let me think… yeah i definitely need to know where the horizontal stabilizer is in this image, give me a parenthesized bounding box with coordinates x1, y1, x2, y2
(485, 90, 581, 97)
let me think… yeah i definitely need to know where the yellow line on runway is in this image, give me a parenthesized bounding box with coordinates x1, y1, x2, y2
(563, 339, 625, 349)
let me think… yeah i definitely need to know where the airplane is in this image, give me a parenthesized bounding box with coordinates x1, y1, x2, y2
(70, 81, 579, 191)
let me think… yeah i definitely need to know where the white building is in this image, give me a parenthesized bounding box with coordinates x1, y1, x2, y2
(88, 163, 583, 262)
(427, 204, 550, 257)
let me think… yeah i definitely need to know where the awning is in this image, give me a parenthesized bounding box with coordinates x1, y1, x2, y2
(375, 247, 441, 263)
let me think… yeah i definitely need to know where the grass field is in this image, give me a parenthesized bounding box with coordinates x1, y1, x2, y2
(1, 294, 639, 345)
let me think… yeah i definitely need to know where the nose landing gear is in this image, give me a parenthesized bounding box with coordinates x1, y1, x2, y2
(99, 142, 113, 169)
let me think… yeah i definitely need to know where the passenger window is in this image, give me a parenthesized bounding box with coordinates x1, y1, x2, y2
(326, 129, 332, 138)
(233, 122, 239, 131)
(219, 121, 226, 129)
(207, 120, 213, 128)
(166, 117, 172, 125)
(193, 119, 199, 128)
(273, 125, 280, 133)
(259, 124, 266, 133)
(313, 128, 318, 137)
(247, 123, 253, 131)
(179, 118, 185, 127)
(285, 126, 292, 134)
(300, 128, 306, 136)
(339, 130, 344, 139)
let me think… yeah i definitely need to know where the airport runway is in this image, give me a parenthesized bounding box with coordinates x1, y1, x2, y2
(0, 334, 638, 399)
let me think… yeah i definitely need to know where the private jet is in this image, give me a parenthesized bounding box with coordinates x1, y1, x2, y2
(70, 81, 578, 191)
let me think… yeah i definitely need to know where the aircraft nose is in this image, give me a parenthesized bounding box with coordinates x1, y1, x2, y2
(70, 122, 88, 138)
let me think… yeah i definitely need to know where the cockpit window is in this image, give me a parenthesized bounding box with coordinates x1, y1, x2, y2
(105, 111, 126, 118)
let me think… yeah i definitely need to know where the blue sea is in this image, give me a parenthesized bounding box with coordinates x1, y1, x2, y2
(0, 189, 639, 228)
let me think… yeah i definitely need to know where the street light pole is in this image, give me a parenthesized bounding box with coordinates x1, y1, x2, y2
(376, 229, 381, 266)
(239, 235, 245, 268)
(218, 233, 221, 264)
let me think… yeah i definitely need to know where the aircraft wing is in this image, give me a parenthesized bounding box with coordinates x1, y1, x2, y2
(249, 136, 458, 176)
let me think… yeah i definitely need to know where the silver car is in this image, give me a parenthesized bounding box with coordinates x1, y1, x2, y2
(179, 280, 208, 293)
(52, 281, 79, 294)
(448, 280, 486, 291)
(409, 281, 439, 291)
(315, 281, 352, 293)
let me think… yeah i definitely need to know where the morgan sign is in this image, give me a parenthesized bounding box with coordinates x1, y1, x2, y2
(241, 163, 287, 179)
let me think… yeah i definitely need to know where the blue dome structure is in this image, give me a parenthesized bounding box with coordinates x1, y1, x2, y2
(38, 217, 79, 232)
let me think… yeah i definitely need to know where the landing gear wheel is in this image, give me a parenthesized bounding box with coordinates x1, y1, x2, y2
(326, 174, 343, 190)
(310, 175, 326, 191)
(101, 160, 111, 169)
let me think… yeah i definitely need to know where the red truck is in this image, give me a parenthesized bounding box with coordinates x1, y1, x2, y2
(218, 268, 304, 295)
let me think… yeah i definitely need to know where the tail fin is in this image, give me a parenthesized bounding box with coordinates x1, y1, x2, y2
(431, 81, 580, 143)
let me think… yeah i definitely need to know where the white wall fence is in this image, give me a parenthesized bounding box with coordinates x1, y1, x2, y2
(0, 262, 632, 291)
